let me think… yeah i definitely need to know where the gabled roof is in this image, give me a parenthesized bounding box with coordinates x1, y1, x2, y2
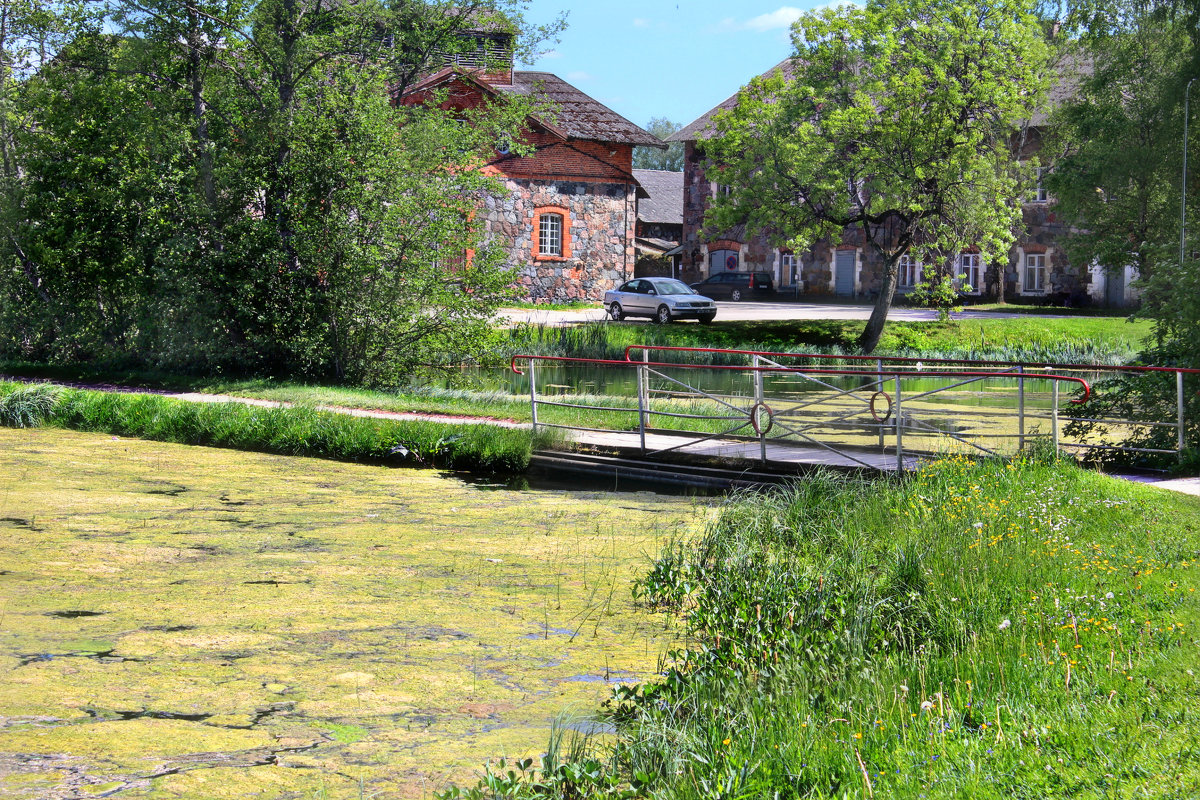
(497, 72, 665, 148)
(633, 169, 683, 225)
(669, 58, 794, 143)
(403, 67, 664, 149)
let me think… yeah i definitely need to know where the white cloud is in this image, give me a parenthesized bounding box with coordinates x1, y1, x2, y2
(540, 49, 562, 59)
(744, 6, 804, 32)
(632, 17, 651, 28)
(567, 71, 594, 83)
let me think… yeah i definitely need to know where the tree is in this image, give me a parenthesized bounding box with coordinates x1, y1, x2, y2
(0, 0, 562, 382)
(704, 0, 1049, 353)
(633, 116, 683, 171)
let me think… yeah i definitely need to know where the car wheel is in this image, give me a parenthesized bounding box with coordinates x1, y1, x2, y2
(654, 305, 672, 325)
(730, 288, 743, 301)
(698, 313, 715, 325)
(609, 302, 624, 321)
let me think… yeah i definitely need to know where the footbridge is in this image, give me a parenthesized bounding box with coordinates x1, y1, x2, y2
(511, 347, 1196, 481)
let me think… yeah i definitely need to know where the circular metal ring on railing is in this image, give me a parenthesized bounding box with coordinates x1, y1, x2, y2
(869, 391, 893, 424)
(751, 402, 775, 436)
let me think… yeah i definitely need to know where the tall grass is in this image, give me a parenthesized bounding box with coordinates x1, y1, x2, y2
(0, 382, 546, 473)
(446, 455, 1200, 798)
(498, 319, 1146, 366)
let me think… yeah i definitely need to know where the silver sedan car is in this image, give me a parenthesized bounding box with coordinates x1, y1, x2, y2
(603, 277, 717, 324)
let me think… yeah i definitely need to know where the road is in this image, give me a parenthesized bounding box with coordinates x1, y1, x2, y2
(499, 301, 1076, 326)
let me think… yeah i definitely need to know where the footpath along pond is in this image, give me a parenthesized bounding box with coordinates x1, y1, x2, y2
(0, 428, 708, 799)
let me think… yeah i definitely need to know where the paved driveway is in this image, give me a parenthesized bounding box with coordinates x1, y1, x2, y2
(499, 301, 1072, 326)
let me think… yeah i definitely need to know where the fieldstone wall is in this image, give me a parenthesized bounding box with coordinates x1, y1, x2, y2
(679, 138, 1098, 301)
(482, 177, 636, 302)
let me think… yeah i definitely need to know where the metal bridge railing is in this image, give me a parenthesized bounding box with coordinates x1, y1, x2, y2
(511, 353, 1102, 469)
(622, 346, 1198, 463)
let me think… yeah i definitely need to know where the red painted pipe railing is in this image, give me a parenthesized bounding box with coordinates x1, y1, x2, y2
(622, 344, 1200, 377)
(510, 354, 1092, 403)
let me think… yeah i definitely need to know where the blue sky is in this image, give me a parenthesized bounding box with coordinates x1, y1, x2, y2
(518, 2, 839, 131)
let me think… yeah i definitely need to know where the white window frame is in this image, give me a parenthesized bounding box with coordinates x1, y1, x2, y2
(538, 213, 563, 257)
(1029, 166, 1050, 204)
(897, 255, 922, 289)
(780, 252, 800, 286)
(956, 253, 981, 294)
(1023, 252, 1048, 294)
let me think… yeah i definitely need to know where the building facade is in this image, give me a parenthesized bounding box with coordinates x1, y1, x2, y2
(669, 59, 1136, 307)
(401, 54, 662, 303)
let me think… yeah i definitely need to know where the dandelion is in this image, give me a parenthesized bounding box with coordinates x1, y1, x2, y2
(998, 618, 1011, 631)
(920, 700, 935, 711)
(722, 738, 730, 746)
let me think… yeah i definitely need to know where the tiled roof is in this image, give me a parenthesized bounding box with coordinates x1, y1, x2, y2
(633, 169, 684, 225)
(499, 72, 665, 148)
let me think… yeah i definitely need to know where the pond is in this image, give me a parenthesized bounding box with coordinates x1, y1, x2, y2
(0, 428, 709, 799)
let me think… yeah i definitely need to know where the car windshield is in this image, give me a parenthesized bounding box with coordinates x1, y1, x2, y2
(651, 279, 695, 296)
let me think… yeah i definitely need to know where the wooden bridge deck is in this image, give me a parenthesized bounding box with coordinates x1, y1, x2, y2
(568, 428, 922, 472)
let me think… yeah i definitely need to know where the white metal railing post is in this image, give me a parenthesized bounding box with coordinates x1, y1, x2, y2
(529, 359, 538, 434)
(637, 363, 647, 454)
(753, 355, 766, 463)
(877, 358, 885, 450)
(894, 373, 904, 471)
(1179, 370, 1187, 460)
(1052, 381, 1060, 455)
(1017, 365, 1026, 452)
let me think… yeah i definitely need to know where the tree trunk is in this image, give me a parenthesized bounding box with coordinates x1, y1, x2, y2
(987, 259, 1006, 304)
(185, 4, 215, 209)
(858, 255, 900, 354)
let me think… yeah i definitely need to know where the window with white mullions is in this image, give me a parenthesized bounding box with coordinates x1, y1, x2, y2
(897, 254, 922, 289)
(781, 252, 799, 286)
(538, 213, 563, 257)
(1024, 253, 1047, 293)
(957, 253, 981, 293)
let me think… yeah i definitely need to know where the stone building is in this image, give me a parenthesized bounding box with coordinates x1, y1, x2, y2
(399, 42, 663, 303)
(632, 169, 684, 278)
(669, 58, 1136, 307)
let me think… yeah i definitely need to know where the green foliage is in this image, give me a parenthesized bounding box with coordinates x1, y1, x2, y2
(0, 381, 541, 473)
(0, 382, 60, 427)
(907, 274, 970, 322)
(631, 117, 683, 172)
(706, 0, 1049, 352)
(447, 457, 1200, 796)
(0, 1, 557, 384)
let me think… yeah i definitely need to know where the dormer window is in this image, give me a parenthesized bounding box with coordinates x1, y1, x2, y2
(439, 32, 514, 72)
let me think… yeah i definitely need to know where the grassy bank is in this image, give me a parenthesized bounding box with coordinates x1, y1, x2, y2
(0, 382, 546, 474)
(501, 316, 1152, 365)
(453, 455, 1200, 798)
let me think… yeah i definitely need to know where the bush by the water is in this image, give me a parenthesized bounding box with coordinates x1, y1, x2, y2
(0, 382, 543, 473)
(447, 455, 1200, 798)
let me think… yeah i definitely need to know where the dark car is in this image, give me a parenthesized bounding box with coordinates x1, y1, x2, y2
(688, 271, 774, 301)
(603, 277, 717, 324)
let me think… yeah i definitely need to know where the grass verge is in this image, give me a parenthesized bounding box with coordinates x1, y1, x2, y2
(0, 382, 547, 474)
(446, 454, 1200, 798)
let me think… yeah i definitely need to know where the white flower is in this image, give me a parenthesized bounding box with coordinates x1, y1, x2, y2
(973, 522, 984, 529)
(998, 618, 1011, 630)
(920, 700, 934, 711)
(1105, 592, 1114, 599)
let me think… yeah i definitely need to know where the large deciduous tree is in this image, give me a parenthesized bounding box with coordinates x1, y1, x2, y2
(0, 1, 562, 383)
(705, 0, 1049, 353)
(632, 116, 683, 171)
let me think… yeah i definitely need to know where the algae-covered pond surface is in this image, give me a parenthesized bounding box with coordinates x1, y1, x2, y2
(0, 428, 707, 799)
